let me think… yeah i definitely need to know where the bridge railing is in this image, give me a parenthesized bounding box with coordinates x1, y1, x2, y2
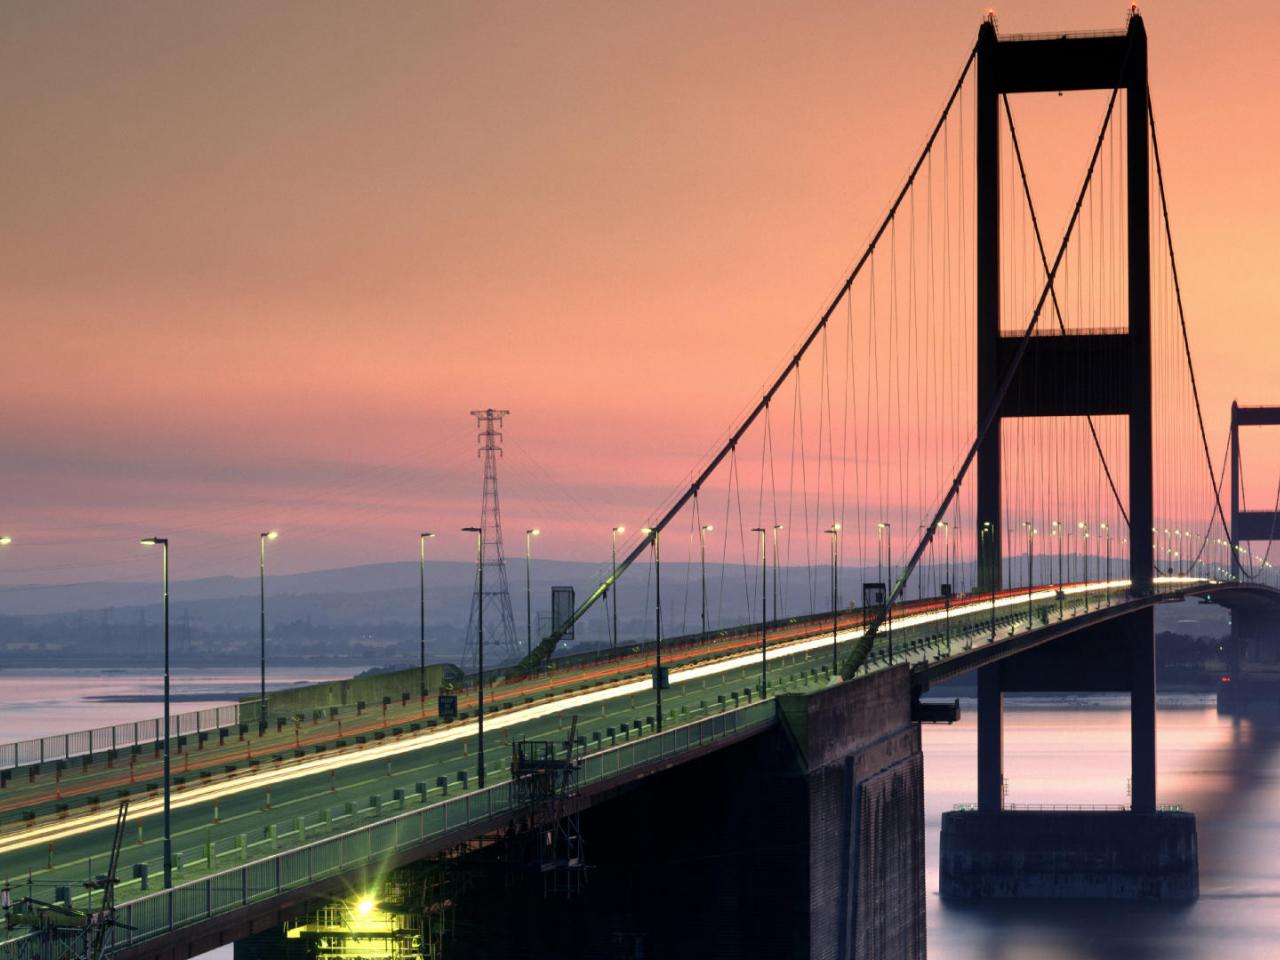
(0, 699, 776, 960)
(0, 704, 241, 771)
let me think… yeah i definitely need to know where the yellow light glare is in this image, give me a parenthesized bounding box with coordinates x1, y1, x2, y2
(356, 895, 374, 916)
(266, 531, 279, 540)
(0, 537, 10, 546)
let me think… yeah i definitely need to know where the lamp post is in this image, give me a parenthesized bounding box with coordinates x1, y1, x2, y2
(1052, 521, 1064, 619)
(0, 536, 10, 546)
(982, 522, 995, 642)
(772, 523, 783, 619)
(752, 528, 768, 697)
(259, 531, 278, 731)
(1100, 523, 1111, 605)
(698, 525, 713, 635)
(878, 522, 893, 663)
(1078, 522, 1089, 611)
(524, 528, 540, 658)
(462, 527, 485, 787)
(937, 520, 952, 654)
(825, 524, 841, 674)
(610, 526, 625, 648)
(140, 537, 172, 889)
(1022, 522, 1034, 630)
(642, 528, 664, 731)
(419, 533, 435, 705)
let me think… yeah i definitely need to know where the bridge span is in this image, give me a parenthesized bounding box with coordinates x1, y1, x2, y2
(0, 576, 1274, 958)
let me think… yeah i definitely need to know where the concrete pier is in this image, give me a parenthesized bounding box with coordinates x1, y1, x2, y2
(940, 810, 1198, 900)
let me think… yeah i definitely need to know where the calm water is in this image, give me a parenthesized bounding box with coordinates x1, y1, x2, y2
(7, 675, 1277, 958)
(925, 694, 1280, 959)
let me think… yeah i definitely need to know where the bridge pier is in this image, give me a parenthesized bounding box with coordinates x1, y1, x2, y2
(942, 608, 1199, 901)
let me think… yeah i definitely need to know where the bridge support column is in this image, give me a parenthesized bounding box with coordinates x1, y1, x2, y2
(1131, 608, 1156, 812)
(942, 609, 1197, 900)
(976, 665, 1003, 811)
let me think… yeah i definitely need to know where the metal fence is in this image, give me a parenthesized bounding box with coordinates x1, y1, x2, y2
(0, 704, 241, 771)
(0, 700, 775, 959)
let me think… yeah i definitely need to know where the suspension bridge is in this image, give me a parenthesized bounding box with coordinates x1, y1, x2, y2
(2, 11, 1279, 959)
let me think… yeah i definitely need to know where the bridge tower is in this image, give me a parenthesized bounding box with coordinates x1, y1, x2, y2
(972, 12, 1157, 814)
(464, 408, 521, 667)
(1221, 401, 1280, 704)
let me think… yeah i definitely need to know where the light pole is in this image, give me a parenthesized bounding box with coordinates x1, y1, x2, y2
(772, 523, 783, 619)
(937, 521, 952, 654)
(524, 528, 540, 658)
(1022, 521, 1034, 630)
(642, 528, 664, 731)
(259, 531, 278, 731)
(140, 537, 172, 889)
(982, 522, 995, 642)
(1100, 523, 1111, 605)
(1078, 522, 1089, 611)
(610, 526, 625, 648)
(878, 522, 892, 663)
(419, 532, 435, 705)
(462, 527, 485, 787)
(699, 524, 714, 635)
(825, 525, 841, 673)
(752, 527, 768, 696)
(1052, 521, 1064, 619)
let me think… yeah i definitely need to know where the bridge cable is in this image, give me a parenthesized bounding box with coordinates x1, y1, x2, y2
(509, 41, 980, 673)
(841, 80, 1125, 680)
(1001, 93, 1132, 532)
(1148, 96, 1235, 570)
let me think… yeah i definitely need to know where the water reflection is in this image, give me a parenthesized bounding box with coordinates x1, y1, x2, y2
(925, 695, 1280, 959)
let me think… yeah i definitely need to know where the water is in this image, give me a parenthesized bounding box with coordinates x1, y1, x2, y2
(926, 694, 1280, 959)
(7, 674, 1277, 958)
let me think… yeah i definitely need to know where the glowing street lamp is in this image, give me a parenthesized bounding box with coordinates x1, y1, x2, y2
(419, 532, 436, 705)
(462, 527, 485, 787)
(642, 528, 665, 730)
(698, 524, 714, 635)
(825, 524, 841, 673)
(0, 536, 10, 546)
(610, 526, 625, 648)
(140, 536, 173, 889)
(258, 531, 278, 731)
(752, 527, 769, 697)
(525, 528, 540, 658)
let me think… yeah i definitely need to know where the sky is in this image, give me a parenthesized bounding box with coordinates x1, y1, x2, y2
(3, 0, 1280, 588)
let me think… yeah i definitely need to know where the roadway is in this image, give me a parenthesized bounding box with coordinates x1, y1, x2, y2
(0, 575, 1209, 925)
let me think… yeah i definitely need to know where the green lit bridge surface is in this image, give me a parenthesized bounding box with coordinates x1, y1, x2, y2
(0, 574, 1262, 959)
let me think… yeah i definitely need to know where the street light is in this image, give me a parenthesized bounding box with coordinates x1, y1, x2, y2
(419, 533, 436, 706)
(981, 522, 995, 642)
(610, 526, 625, 648)
(140, 537, 173, 889)
(877, 522, 893, 663)
(258, 531, 278, 731)
(1021, 522, 1034, 630)
(1100, 523, 1111, 605)
(0, 536, 10, 546)
(937, 521, 952, 653)
(772, 523, 784, 618)
(642, 528, 664, 731)
(752, 527, 769, 697)
(1051, 521, 1064, 619)
(1078, 522, 1089, 611)
(698, 525, 714, 635)
(525, 528, 540, 658)
(825, 524, 841, 673)
(462, 527, 485, 788)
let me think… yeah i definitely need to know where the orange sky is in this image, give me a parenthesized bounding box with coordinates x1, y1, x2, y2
(4, 0, 1280, 586)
